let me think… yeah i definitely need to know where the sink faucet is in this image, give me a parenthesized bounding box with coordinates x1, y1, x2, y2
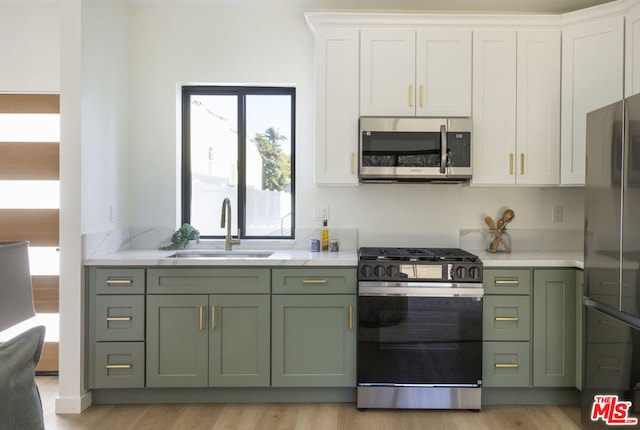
(220, 198, 241, 251)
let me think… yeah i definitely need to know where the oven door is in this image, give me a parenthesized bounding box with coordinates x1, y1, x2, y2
(357, 289, 483, 386)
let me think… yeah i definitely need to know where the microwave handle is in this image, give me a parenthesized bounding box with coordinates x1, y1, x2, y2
(440, 124, 447, 174)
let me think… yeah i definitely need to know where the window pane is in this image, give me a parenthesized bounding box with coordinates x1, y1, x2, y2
(0, 114, 60, 142)
(245, 94, 293, 237)
(0, 180, 60, 209)
(189, 95, 238, 236)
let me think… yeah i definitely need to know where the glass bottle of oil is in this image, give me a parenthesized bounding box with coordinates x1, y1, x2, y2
(321, 219, 329, 251)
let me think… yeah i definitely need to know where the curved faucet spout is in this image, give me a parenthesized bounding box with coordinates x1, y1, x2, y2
(220, 198, 241, 251)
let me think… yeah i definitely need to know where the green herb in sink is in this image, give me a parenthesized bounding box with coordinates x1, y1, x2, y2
(160, 223, 200, 250)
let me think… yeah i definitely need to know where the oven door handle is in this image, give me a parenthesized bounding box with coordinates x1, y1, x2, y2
(358, 285, 483, 299)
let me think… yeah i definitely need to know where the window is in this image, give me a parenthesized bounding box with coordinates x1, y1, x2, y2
(181, 86, 295, 239)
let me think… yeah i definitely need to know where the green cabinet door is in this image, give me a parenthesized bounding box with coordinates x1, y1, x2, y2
(146, 295, 209, 387)
(533, 269, 577, 387)
(271, 295, 356, 387)
(209, 294, 270, 387)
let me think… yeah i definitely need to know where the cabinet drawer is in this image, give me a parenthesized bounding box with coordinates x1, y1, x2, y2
(94, 342, 145, 388)
(484, 269, 531, 295)
(147, 268, 270, 294)
(272, 268, 356, 294)
(483, 296, 530, 341)
(585, 342, 633, 389)
(96, 268, 145, 294)
(95, 295, 145, 341)
(483, 341, 530, 387)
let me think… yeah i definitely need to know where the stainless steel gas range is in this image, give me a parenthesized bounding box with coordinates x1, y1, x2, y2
(357, 247, 484, 410)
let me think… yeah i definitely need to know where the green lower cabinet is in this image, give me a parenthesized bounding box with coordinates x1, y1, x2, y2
(532, 269, 576, 387)
(271, 295, 356, 387)
(209, 295, 270, 387)
(146, 294, 270, 388)
(146, 295, 209, 387)
(483, 341, 531, 387)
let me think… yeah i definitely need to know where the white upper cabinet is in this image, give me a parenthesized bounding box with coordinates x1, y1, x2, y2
(313, 28, 360, 186)
(561, 16, 624, 185)
(472, 30, 561, 186)
(415, 30, 472, 117)
(471, 30, 517, 185)
(516, 30, 561, 185)
(626, 2, 640, 97)
(360, 29, 471, 117)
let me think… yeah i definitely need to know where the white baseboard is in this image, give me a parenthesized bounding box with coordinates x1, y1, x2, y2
(55, 390, 92, 414)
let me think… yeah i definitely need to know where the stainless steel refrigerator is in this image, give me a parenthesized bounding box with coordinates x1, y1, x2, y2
(582, 92, 640, 428)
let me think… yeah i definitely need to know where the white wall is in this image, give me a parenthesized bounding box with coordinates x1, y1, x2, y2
(127, 4, 585, 247)
(0, 2, 60, 92)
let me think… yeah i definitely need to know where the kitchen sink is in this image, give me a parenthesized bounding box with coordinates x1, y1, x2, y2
(167, 250, 274, 259)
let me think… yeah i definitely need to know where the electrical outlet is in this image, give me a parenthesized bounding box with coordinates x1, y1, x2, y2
(552, 206, 563, 223)
(314, 206, 329, 221)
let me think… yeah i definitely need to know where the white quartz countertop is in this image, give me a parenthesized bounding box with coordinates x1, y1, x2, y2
(85, 248, 584, 269)
(472, 249, 584, 269)
(84, 249, 358, 267)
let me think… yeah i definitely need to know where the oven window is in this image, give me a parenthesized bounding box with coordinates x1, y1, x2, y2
(357, 296, 482, 385)
(361, 131, 441, 167)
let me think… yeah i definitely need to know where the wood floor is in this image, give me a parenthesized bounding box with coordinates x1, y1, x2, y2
(37, 377, 583, 430)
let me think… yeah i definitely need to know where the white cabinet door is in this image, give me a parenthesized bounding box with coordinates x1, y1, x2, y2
(360, 29, 415, 116)
(626, 2, 640, 97)
(516, 30, 561, 185)
(415, 30, 472, 117)
(561, 16, 624, 185)
(472, 30, 517, 185)
(314, 28, 360, 185)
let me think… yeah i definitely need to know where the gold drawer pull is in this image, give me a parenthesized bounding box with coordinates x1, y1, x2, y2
(495, 317, 519, 321)
(106, 364, 132, 369)
(212, 305, 216, 331)
(409, 84, 413, 107)
(106, 279, 133, 285)
(520, 153, 525, 175)
(349, 305, 353, 331)
(509, 153, 514, 175)
(199, 306, 204, 331)
(599, 365, 621, 371)
(351, 152, 355, 175)
(495, 279, 520, 285)
(302, 279, 327, 284)
(106, 317, 132, 321)
(495, 363, 519, 368)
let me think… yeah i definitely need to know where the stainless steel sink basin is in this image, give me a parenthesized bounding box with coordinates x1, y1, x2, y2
(167, 250, 274, 259)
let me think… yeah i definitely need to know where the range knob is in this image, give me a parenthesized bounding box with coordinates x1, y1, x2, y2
(374, 265, 386, 277)
(360, 265, 373, 279)
(455, 266, 467, 280)
(469, 266, 481, 280)
(387, 265, 400, 278)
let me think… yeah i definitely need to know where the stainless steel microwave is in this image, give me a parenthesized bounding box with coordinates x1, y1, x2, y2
(359, 117, 473, 183)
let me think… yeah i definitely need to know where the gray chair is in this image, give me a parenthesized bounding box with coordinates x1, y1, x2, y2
(0, 241, 46, 430)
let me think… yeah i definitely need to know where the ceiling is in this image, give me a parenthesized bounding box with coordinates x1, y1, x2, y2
(0, 0, 618, 14)
(126, 0, 617, 14)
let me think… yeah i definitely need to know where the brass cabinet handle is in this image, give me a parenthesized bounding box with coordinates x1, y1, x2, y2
(351, 152, 355, 175)
(495, 363, 519, 368)
(419, 84, 424, 107)
(212, 305, 216, 331)
(409, 84, 413, 107)
(106, 364, 132, 369)
(520, 153, 525, 175)
(509, 153, 514, 175)
(199, 306, 204, 331)
(495, 279, 520, 285)
(495, 317, 519, 321)
(106, 316, 132, 321)
(302, 279, 327, 284)
(349, 305, 353, 330)
(106, 279, 133, 285)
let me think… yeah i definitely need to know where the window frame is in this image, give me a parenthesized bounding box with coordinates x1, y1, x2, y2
(181, 85, 296, 240)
